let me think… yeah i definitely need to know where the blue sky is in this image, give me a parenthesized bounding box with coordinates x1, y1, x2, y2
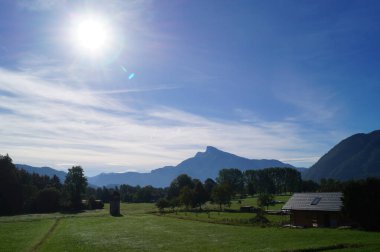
(0, 0, 379, 176)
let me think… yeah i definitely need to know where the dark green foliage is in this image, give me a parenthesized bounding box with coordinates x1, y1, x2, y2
(179, 186, 194, 210)
(86, 184, 166, 204)
(64, 166, 87, 209)
(216, 168, 244, 195)
(168, 174, 194, 199)
(87, 196, 104, 210)
(257, 193, 274, 210)
(301, 180, 320, 192)
(169, 197, 180, 212)
(1, 154, 67, 215)
(320, 178, 345, 192)
(244, 168, 302, 195)
(33, 187, 61, 213)
(136, 185, 165, 202)
(305, 130, 380, 181)
(343, 178, 380, 230)
(193, 181, 208, 210)
(98, 186, 111, 203)
(211, 183, 232, 210)
(50, 175, 62, 190)
(156, 198, 170, 212)
(0, 154, 23, 215)
(245, 170, 255, 195)
(204, 178, 216, 200)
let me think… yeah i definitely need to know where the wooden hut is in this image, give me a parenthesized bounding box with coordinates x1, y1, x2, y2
(282, 192, 343, 227)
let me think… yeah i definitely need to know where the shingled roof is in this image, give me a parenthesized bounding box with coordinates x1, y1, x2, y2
(282, 192, 343, 212)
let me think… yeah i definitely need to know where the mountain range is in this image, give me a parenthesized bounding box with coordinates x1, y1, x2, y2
(15, 164, 67, 182)
(304, 130, 380, 181)
(14, 130, 380, 187)
(88, 146, 295, 187)
(15, 146, 295, 187)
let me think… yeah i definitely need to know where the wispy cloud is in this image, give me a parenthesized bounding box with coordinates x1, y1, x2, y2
(0, 68, 339, 175)
(18, 0, 67, 11)
(88, 86, 180, 95)
(273, 75, 343, 124)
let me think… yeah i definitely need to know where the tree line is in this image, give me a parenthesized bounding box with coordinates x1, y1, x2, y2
(156, 167, 305, 212)
(0, 154, 88, 215)
(0, 154, 167, 215)
(85, 184, 166, 203)
(2, 153, 379, 230)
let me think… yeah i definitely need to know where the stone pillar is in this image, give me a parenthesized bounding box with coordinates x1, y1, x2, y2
(110, 191, 120, 216)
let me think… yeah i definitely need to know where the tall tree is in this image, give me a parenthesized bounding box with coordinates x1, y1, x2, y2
(193, 181, 208, 210)
(211, 183, 232, 211)
(0, 154, 23, 214)
(204, 178, 217, 200)
(49, 175, 62, 190)
(179, 186, 194, 210)
(34, 187, 61, 213)
(168, 174, 194, 199)
(320, 178, 344, 192)
(64, 166, 87, 209)
(244, 170, 258, 195)
(343, 178, 380, 231)
(216, 168, 244, 195)
(301, 180, 320, 192)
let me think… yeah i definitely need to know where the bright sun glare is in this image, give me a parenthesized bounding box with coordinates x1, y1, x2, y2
(71, 14, 112, 56)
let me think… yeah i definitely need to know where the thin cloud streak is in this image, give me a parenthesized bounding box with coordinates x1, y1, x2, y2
(0, 68, 334, 174)
(88, 86, 180, 95)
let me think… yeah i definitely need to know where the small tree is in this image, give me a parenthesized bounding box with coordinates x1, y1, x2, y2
(257, 193, 274, 210)
(179, 186, 194, 210)
(156, 198, 170, 213)
(193, 181, 208, 210)
(169, 197, 180, 213)
(211, 183, 232, 211)
(64, 166, 87, 210)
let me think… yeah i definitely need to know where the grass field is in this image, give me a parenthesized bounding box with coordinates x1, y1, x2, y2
(162, 196, 291, 226)
(1, 202, 380, 252)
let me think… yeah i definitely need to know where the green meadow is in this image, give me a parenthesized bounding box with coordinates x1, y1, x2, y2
(1, 201, 380, 252)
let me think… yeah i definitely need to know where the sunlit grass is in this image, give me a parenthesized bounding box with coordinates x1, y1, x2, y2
(0, 219, 55, 252)
(0, 202, 379, 252)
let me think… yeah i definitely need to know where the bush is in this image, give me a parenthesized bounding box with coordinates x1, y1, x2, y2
(33, 187, 61, 213)
(156, 198, 170, 212)
(343, 178, 380, 230)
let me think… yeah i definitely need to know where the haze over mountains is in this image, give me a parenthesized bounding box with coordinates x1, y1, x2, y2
(88, 146, 295, 187)
(16, 146, 294, 188)
(15, 130, 380, 187)
(15, 164, 67, 182)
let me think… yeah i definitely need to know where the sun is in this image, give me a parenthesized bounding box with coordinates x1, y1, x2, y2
(70, 14, 112, 56)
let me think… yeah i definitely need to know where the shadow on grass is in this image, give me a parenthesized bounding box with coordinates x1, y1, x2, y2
(111, 213, 124, 217)
(282, 243, 363, 252)
(59, 210, 86, 214)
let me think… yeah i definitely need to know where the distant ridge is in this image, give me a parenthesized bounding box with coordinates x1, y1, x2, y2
(15, 164, 67, 182)
(88, 146, 295, 187)
(304, 130, 380, 181)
